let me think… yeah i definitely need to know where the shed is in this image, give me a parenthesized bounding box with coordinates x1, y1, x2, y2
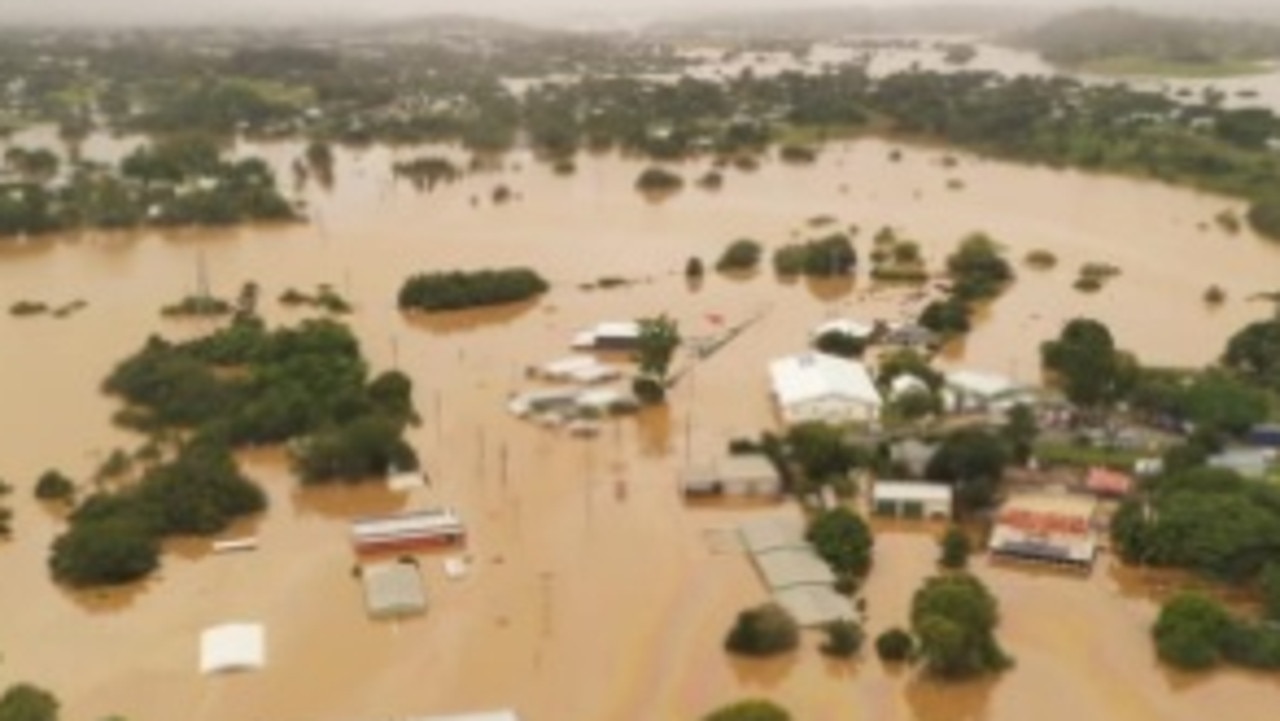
(751, 548, 837, 591)
(199, 623, 265, 675)
(944, 369, 1027, 414)
(774, 586, 855, 628)
(351, 508, 466, 553)
(738, 515, 807, 554)
(769, 352, 883, 425)
(362, 561, 428, 618)
(872, 480, 953, 520)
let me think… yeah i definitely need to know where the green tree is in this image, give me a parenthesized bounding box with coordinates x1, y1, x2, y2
(938, 527, 972, 569)
(806, 507, 874, 577)
(925, 427, 1010, 510)
(34, 470, 75, 502)
(1041, 318, 1135, 407)
(875, 627, 915, 662)
(910, 573, 1011, 678)
(786, 422, 858, 481)
(946, 233, 1013, 302)
(724, 604, 800, 657)
(1001, 403, 1039, 464)
(1222, 318, 1280, 392)
(703, 700, 791, 721)
(820, 619, 864, 658)
(635, 314, 682, 385)
(716, 239, 763, 272)
(49, 518, 160, 587)
(1153, 593, 1232, 670)
(0, 683, 59, 721)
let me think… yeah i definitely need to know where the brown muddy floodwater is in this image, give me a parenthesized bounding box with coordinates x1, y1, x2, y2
(1, 129, 1279, 721)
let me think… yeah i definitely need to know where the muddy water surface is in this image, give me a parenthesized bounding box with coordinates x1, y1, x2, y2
(1, 130, 1279, 721)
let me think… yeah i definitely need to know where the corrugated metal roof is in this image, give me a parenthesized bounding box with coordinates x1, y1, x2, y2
(738, 515, 807, 554)
(362, 562, 427, 618)
(769, 353, 882, 408)
(752, 548, 837, 591)
(774, 586, 854, 627)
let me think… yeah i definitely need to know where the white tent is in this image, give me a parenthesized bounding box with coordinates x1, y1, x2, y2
(199, 623, 265, 675)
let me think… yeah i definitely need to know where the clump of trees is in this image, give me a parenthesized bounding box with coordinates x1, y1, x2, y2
(724, 603, 800, 657)
(50, 438, 265, 587)
(1222, 317, 1280, 393)
(398, 268, 549, 312)
(1153, 592, 1280, 670)
(635, 167, 684, 194)
(919, 233, 1013, 338)
(1111, 467, 1280, 584)
(280, 285, 353, 314)
(911, 573, 1012, 678)
(925, 427, 1011, 511)
(772, 233, 857, 277)
(1247, 196, 1280, 241)
(716, 239, 763, 273)
(869, 231, 928, 283)
(104, 316, 419, 485)
(393, 156, 461, 190)
(1024, 249, 1057, 269)
(813, 330, 866, 359)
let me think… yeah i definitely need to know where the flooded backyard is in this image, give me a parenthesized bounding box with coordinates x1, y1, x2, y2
(1, 127, 1280, 720)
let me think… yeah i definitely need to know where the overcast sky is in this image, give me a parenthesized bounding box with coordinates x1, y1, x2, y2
(1, 0, 1275, 27)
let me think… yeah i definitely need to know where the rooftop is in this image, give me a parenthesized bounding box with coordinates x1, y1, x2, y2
(362, 562, 428, 619)
(752, 548, 837, 590)
(945, 369, 1020, 398)
(738, 514, 808, 555)
(774, 585, 855, 628)
(872, 480, 954, 504)
(769, 353, 882, 408)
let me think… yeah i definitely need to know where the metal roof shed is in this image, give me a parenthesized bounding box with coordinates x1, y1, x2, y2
(362, 562, 428, 619)
(738, 515, 807, 555)
(752, 548, 837, 591)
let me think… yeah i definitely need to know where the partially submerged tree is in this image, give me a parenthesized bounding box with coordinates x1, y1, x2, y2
(703, 699, 791, 721)
(725, 603, 800, 657)
(910, 573, 1011, 678)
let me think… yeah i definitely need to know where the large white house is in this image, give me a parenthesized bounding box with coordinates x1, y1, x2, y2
(769, 352, 883, 425)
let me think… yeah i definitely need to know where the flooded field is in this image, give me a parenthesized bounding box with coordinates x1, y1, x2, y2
(1, 128, 1280, 720)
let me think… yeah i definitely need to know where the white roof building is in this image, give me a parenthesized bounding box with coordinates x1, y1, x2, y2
(774, 586, 856, 627)
(872, 480, 953, 520)
(199, 623, 265, 675)
(738, 514, 808, 554)
(769, 353, 883, 425)
(752, 548, 837, 590)
(571, 321, 642, 350)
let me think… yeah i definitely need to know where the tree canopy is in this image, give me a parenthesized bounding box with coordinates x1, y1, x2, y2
(806, 507, 874, 577)
(724, 603, 800, 657)
(925, 427, 1010, 511)
(910, 573, 1011, 678)
(397, 268, 548, 312)
(1041, 318, 1136, 407)
(0, 684, 59, 721)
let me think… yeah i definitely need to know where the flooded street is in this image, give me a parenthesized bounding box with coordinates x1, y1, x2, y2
(1, 129, 1280, 720)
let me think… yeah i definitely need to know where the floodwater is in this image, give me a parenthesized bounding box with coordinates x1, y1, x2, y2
(2, 122, 1280, 721)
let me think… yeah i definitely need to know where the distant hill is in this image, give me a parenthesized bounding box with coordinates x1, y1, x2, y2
(1015, 8, 1280, 75)
(651, 4, 1051, 39)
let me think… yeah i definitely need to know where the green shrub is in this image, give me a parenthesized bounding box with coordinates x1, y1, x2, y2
(820, 620, 865, 658)
(875, 627, 915, 662)
(724, 603, 800, 657)
(34, 470, 75, 502)
(716, 239, 763, 272)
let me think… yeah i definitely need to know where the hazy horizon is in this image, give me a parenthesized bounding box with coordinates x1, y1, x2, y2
(2, 0, 1279, 28)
